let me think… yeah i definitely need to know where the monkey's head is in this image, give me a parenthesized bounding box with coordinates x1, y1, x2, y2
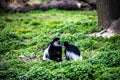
(52, 38, 61, 47)
(63, 41, 69, 48)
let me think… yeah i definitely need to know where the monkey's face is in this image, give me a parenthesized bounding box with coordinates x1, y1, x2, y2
(53, 40, 61, 47)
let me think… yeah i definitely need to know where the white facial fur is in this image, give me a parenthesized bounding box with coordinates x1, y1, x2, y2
(53, 40, 61, 47)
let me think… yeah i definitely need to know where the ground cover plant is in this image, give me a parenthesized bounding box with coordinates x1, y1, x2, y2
(0, 9, 120, 80)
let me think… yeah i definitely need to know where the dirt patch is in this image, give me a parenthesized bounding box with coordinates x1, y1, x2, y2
(19, 55, 68, 62)
(19, 55, 40, 63)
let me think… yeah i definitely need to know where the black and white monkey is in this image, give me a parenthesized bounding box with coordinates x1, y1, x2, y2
(63, 41, 82, 61)
(43, 38, 62, 62)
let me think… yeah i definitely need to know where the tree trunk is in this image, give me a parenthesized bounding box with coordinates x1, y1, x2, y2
(108, 17, 120, 33)
(96, 0, 120, 33)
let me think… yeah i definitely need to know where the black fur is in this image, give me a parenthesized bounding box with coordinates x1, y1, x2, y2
(43, 38, 62, 62)
(64, 41, 81, 60)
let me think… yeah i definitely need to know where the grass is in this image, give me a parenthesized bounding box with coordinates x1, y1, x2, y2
(0, 9, 120, 80)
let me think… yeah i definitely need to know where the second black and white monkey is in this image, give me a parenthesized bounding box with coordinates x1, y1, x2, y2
(43, 38, 62, 62)
(63, 41, 82, 61)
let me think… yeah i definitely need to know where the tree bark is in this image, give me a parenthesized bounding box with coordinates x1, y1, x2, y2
(80, 0, 96, 9)
(0, 0, 95, 12)
(0, 0, 29, 11)
(109, 17, 120, 33)
(0, 0, 12, 11)
(96, 0, 120, 33)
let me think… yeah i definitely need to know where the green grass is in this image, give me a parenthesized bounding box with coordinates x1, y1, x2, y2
(0, 9, 120, 80)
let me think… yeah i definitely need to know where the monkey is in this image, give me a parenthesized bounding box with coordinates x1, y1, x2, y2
(43, 38, 62, 62)
(63, 41, 82, 61)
